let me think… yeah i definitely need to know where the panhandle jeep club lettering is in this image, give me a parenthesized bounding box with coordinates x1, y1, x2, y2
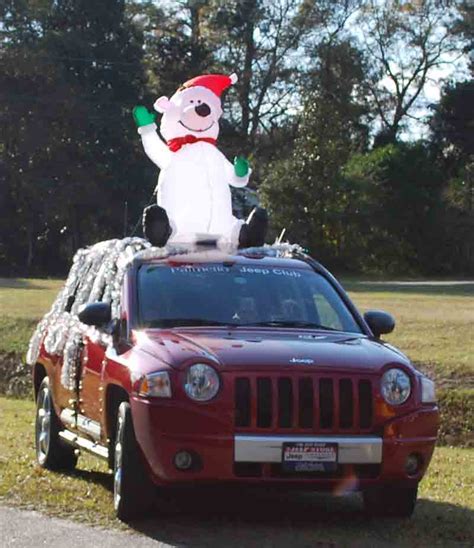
(170, 265, 303, 278)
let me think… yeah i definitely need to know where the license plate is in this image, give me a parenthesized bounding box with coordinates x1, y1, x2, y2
(282, 442, 338, 472)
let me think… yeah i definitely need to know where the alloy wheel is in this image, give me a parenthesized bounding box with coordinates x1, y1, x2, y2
(36, 385, 51, 465)
(114, 415, 123, 510)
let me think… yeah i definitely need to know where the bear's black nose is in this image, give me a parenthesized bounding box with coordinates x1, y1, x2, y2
(195, 103, 211, 117)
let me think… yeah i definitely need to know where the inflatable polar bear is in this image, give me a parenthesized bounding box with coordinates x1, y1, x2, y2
(133, 73, 267, 248)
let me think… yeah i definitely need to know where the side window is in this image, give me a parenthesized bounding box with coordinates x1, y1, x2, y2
(64, 293, 76, 313)
(95, 284, 106, 303)
(118, 275, 129, 340)
(64, 262, 92, 313)
(70, 260, 96, 314)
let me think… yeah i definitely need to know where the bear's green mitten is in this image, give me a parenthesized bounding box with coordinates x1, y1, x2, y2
(133, 105, 157, 128)
(234, 156, 249, 178)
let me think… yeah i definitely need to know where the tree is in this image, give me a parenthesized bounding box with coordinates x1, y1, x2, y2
(430, 79, 474, 274)
(139, 0, 216, 98)
(430, 79, 473, 166)
(357, 0, 465, 144)
(198, 0, 357, 154)
(260, 39, 369, 269)
(341, 143, 446, 274)
(0, 0, 149, 274)
(451, 0, 473, 70)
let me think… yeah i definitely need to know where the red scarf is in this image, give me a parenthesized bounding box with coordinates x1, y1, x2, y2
(167, 135, 217, 152)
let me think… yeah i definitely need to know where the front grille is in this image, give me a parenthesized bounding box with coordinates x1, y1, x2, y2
(234, 375, 373, 432)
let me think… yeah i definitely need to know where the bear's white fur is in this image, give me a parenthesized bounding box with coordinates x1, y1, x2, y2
(138, 84, 250, 244)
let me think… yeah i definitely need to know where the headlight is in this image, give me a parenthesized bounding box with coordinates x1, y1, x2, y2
(381, 368, 411, 405)
(421, 376, 436, 403)
(184, 364, 220, 402)
(138, 371, 171, 398)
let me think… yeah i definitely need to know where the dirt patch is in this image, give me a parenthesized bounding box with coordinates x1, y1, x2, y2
(0, 352, 33, 399)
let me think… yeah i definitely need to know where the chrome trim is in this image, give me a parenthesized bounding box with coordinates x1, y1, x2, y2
(60, 409, 101, 441)
(234, 435, 382, 464)
(59, 430, 108, 460)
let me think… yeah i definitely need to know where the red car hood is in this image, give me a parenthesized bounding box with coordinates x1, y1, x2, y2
(134, 327, 410, 374)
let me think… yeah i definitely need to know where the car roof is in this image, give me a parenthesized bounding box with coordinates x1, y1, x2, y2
(136, 249, 314, 271)
(127, 240, 315, 269)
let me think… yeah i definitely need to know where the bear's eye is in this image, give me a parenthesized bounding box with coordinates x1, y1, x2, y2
(190, 100, 194, 103)
(198, 100, 202, 104)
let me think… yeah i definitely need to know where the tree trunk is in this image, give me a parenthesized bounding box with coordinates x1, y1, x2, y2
(26, 223, 34, 274)
(70, 206, 82, 251)
(239, 0, 257, 143)
(189, 2, 202, 69)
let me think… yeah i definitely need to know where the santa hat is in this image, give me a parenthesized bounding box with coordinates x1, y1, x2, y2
(181, 73, 238, 98)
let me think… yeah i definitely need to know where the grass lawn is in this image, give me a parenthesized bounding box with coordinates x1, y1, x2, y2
(0, 396, 472, 545)
(345, 282, 474, 385)
(0, 278, 63, 355)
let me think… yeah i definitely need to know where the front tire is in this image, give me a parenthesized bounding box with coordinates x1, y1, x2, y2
(113, 402, 154, 521)
(363, 485, 418, 518)
(35, 377, 77, 470)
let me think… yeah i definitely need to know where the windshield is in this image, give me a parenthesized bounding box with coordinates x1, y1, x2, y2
(137, 263, 362, 333)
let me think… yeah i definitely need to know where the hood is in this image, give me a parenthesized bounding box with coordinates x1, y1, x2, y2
(134, 328, 411, 374)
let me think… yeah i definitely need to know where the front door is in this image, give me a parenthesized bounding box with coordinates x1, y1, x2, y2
(80, 335, 107, 428)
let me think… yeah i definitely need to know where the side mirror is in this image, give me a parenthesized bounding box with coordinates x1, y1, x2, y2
(364, 310, 395, 338)
(78, 302, 112, 328)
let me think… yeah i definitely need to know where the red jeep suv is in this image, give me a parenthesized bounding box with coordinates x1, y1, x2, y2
(28, 238, 439, 521)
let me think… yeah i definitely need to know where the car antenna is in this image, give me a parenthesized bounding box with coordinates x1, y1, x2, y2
(275, 228, 286, 245)
(123, 200, 128, 238)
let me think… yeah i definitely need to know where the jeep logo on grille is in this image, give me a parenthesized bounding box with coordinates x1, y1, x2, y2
(289, 358, 314, 365)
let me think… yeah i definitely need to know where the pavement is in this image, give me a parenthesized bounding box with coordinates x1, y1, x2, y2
(0, 506, 172, 547)
(0, 490, 369, 548)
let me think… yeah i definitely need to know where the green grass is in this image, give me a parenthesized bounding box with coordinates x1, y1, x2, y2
(346, 283, 474, 384)
(0, 278, 63, 355)
(0, 396, 472, 544)
(0, 397, 116, 527)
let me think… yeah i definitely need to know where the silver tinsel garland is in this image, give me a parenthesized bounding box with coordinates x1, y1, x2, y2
(26, 237, 301, 390)
(26, 237, 151, 390)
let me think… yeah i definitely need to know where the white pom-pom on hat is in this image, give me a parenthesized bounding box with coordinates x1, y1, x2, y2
(229, 73, 238, 84)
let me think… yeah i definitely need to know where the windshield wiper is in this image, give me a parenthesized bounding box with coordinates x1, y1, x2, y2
(145, 318, 236, 328)
(237, 320, 340, 331)
(145, 318, 340, 331)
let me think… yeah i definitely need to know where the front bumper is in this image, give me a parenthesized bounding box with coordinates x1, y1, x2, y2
(130, 397, 438, 489)
(234, 435, 382, 464)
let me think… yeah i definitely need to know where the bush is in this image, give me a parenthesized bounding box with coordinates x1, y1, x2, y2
(0, 352, 32, 399)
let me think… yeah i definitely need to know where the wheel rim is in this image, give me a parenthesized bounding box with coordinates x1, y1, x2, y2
(36, 386, 51, 465)
(113, 415, 123, 511)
